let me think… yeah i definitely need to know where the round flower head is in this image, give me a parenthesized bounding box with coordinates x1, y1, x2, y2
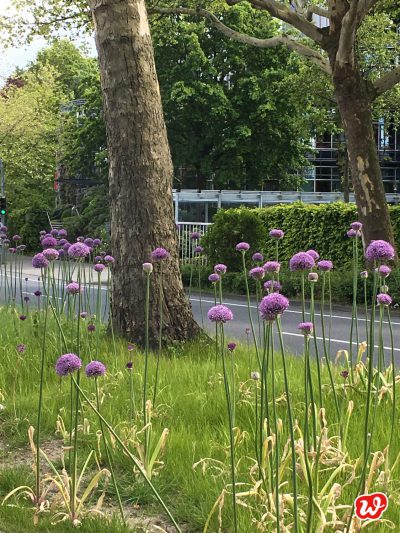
(259, 293, 289, 321)
(142, 262, 153, 273)
(58, 249, 65, 258)
(360, 270, 368, 279)
(377, 265, 391, 278)
(93, 238, 101, 247)
(249, 267, 265, 280)
(236, 242, 250, 252)
(66, 282, 81, 295)
(126, 361, 133, 370)
(341, 370, 349, 379)
(263, 280, 282, 293)
(80, 311, 88, 319)
(32, 253, 49, 269)
(245, 327, 251, 334)
(84, 238, 94, 248)
(194, 246, 203, 254)
(347, 229, 361, 238)
(308, 272, 319, 282)
(50, 229, 59, 237)
(34, 290, 42, 297)
(263, 261, 281, 273)
(190, 231, 201, 240)
(227, 342, 237, 352)
(318, 260, 333, 272)
(58, 238, 68, 246)
(377, 293, 392, 306)
(17, 244, 26, 252)
(94, 255, 103, 263)
(298, 322, 314, 335)
(251, 371, 260, 381)
(104, 255, 115, 264)
(252, 252, 264, 262)
(12, 234, 21, 241)
(68, 242, 91, 259)
(127, 343, 134, 351)
(208, 273, 220, 283)
(85, 360, 106, 378)
(94, 263, 105, 273)
(269, 229, 284, 240)
(77, 236, 84, 242)
(88, 323, 96, 332)
(207, 305, 234, 323)
(306, 249, 320, 261)
(63, 242, 71, 252)
(24, 296, 30, 303)
(42, 248, 59, 261)
(151, 247, 170, 261)
(351, 221, 363, 231)
(41, 236, 58, 248)
(16, 343, 26, 354)
(55, 353, 82, 376)
(289, 252, 315, 272)
(365, 240, 395, 262)
(214, 264, 227, 275)
(58, 229, 67, 237)
(8, 248, 16, 254)
(19, 314, 27, 321)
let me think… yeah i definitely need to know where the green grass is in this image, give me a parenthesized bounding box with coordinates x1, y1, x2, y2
(0, 306, 399, 532)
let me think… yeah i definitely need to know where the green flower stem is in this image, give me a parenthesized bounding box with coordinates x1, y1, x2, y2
(387, 308, 396, 449)
(153, 266, 163, 406)
(349, 239, 359, 381)
(72, 378, 182, 533)
(129, 369, 136, 421)
(198, 262, 204, 328)
(95, 378, 125, 523)
(301, 273, 305, 321)
(96, 272, 102, 357)
(269, 322, 280, 533)
(143, 271, 151, 462)
(303, 334, 314, 531)
(241, 252, 261, 369)
(310, 282, 323, 407)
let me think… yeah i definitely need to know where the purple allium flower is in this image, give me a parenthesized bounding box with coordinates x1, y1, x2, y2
(50, 229, 59, 237)
(93, 238, 101, 247)
(252, 252, 264, 262)
(194, 246, 204, 254)
(80, 311, 88, 319)
(8, 248, 16, 254)
(245, 327, 251, 334)
(88, 323, 96, 332)
(341, 370, 349, 379)
(17, 245, 26, 252)
(151, 247, 170, 261)
(377, 293, 392, 306)
(104, 255, 115, 264)
(236, 242, 250, 252)
(318, 260, 333, 272)
(85, 360, 106, 378)
(12, 235, 21, 241)
(58, 249, 65, 258)
(360, 270, 368, 279)
(298, 322, 314, 335)
(58, 229, 67, 237)
(207, 305, 234, 323)
(306, 249, 320, 261)
(308, 272, 319, 282)
(259, 293, 289, 321)
(68, 242, 91, 259)
(63, 242, 71, 252)
(249, 267, 265, 280)
(377, 265, 391, 278)
(251, 371, 260, 380)
(127, 344, 134, 351)
(66, 282, 81, 295)
(263, 280, 282, 293)
(32, 253, 49, 269)
(365, 240, 395, 262)
(263, 261, 281, 273)
(77, 236, 84, 242)
(41, 236, 58, 248)
(42, 248, 59, 261)
(100, 251, 106, 257)
(94, 255, 102, 263)
(143, 262, 153, 273)
(347, 229, 361, 238)
(94, 263, 105, 273)
(126, 361, 133, 370)
(19, 315, 27, 321)
(24, 296, 30, 303)
(16, 343, 26, 354)
(289, 252, 315, 272)
(58, 238, 68, 246)
(190, 231, 201, 240)
(34, 290, 42, 297)
(55, 353, 82, 376)
(214, 264, 227, 275)
(269, 229, 284, 240)
(84, 238, 94, 248)
(351, 221, 363, 231)
(208, 273, 220, 283)
(227, 342, 237, 352)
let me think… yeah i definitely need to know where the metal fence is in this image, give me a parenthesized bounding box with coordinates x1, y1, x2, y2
(177, 222, 212, 264)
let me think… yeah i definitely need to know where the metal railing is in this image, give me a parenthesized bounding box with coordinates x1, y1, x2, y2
(177, 222, 212, 264)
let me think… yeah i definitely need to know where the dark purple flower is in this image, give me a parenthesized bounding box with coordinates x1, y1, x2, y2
(94, 255, 102, 263)
(32, 253, 49, 269)
(41, 236, 58, 248)
(42, 248, 59, 261)
(63, 242, 71, 252)
(80, 311, 88, 319)
(227, 342, 237, 352)
(306, 249, 320, 261)
(298, 322, 313, 335)
(377, 265, 391, 278)
(128, 344, 134, 351)
(8, 248, 16, 254)
(55, 353, 82, 376)
(252, 252, 264, 262)
(12, 235, 21, 241)
(190, 231, 201, 240)
(263, 261, 281, 273)
(289, 252, 315, 272)
(16, 343, 26, 353)
(58, 239, 68, 246)
(93, 238, 102, 247)
(317, 260, 333, 272)
(214, 264, 227, 275)
(88, 323, 96, 332)
(377, 293, 392, 306)
(19, 315, 27, 321)
(151, 248, 170, 261)
(347, 229, 361, 238)
(365, 240, 395, 262)
(104, 254, 115, 264)
(24, 296, 30, 303)
(58, 229, 67, 237)
(207, 305, 234, 323)
(34, 290, 42, 297)
(269, 229, 284, 240)
(208, 273, 220, 283)
(351, 222, 363, 231)
(259, 293, 289, 321)
(341, 370, 349, 379)
(235, 242, 250, 252)
(142, 262, 153, 273)
(94, 263, 105, 273)
(263, 280, 282, 293)
(126, 361, 133, 370)
(194, 246, 203, 254)
(66, 282, 81, 295)
(85, 360, 106, 378)
(50, 229, 59, 237)
(84, 238, 94, 248)
(68, 242, 91, 259)
(249, 267, 265, 280)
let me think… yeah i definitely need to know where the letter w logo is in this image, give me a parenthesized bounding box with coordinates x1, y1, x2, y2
(355, 493, 388, 520)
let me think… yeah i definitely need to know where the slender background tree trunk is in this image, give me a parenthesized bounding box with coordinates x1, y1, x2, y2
(90, 0, 200, 346)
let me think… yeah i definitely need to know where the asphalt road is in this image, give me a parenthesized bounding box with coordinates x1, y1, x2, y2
(1, 267, 399, 365)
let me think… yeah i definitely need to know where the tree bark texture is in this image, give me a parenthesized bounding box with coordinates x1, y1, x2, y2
(90, 0, 200, 346)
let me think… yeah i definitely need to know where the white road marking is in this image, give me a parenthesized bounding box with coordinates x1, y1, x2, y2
(280, 331, 400, 352)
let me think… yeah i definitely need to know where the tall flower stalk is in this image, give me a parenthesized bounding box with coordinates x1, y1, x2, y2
(142, 262, 153, 460)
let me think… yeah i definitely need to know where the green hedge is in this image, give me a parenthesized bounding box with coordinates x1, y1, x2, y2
(202, 202, 400, 271)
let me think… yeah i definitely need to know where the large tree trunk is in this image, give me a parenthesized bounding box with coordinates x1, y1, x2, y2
(332, 64, 394, 245)
(90, 0, 200, 346)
